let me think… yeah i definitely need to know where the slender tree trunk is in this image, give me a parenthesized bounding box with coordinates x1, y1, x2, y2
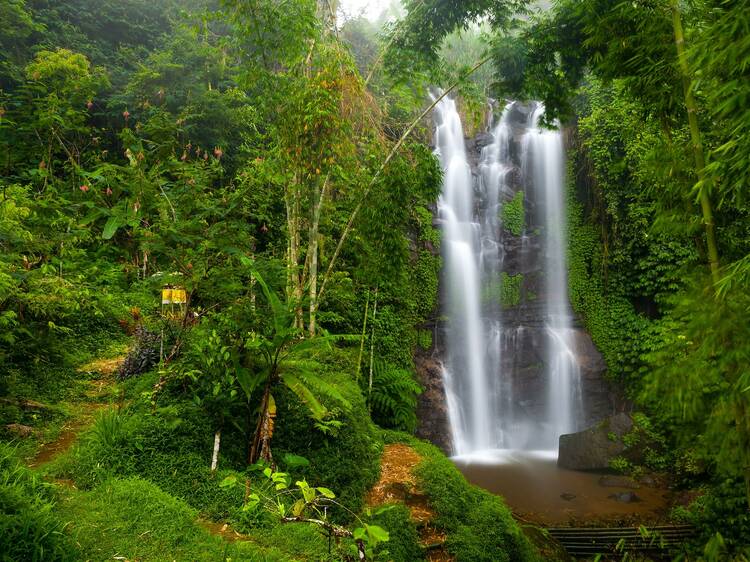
(249, 377, 274, 465)
(210, 427, 222, 473)
(249, 249, 257, 313)
(285, 175, 304, 330)
(356, 290, 370, 380)
(317, 57, 491, 305)
(670, 0, 721, 285)
(294, 182, 304, 329)
(308, 174, 330, 337)
(368, 287, 379, 411)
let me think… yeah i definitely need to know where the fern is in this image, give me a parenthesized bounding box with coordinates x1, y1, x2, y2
(368, 360, 422, 432)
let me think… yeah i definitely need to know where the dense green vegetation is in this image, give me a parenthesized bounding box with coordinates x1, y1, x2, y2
(3, 0, 750, 559)
(0, 1, 539, 560)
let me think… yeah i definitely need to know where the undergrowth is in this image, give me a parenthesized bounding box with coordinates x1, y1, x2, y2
(382, 431, 539, 562)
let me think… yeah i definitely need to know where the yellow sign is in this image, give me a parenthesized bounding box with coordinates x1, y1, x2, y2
(161, 285, 187, 318)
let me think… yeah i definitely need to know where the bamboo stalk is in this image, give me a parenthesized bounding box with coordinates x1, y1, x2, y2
(670, 0, 720, 286)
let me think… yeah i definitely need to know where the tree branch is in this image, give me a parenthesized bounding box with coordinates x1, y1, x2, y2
(317, 55, 491, 304)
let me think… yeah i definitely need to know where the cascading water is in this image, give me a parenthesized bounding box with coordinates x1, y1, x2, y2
(524, 104, 583, 449)
(435, 96, 582, 457)
(434, 95, 491, 455)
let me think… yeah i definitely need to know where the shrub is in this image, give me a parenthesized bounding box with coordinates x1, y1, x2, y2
(369, 360, 423, 432)
(383, 432, 539, 562)
(273, 365, 382, 522)
(0, 444, 78, 561)
(369, 503, 424, 562)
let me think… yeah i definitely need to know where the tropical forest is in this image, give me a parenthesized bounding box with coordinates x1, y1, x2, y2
(0, 0, 749, 560)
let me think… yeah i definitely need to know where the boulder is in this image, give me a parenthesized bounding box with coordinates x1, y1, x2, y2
(4, 423, 34, 438)
(558, 413, 633, 470)
(609, 491, 640, 503)
(415, 352, 453, 454)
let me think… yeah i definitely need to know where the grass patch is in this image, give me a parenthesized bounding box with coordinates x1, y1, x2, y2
(0, 443, 78, 561)
(383, 431, 540, 562)
(57, 476, 295, 561)
(369, 503, 423, 562)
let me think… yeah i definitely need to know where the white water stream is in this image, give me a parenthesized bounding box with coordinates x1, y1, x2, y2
(435, 97, 582, 457)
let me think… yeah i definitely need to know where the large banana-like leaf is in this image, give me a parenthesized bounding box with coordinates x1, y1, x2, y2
(239, 256, 290, 334)
(285, 333, 358, 358)
(236, 366, 265, 400)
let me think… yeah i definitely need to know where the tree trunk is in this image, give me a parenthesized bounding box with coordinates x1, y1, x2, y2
(285, 175, 304, 330)
(210, 427, 221, 473)
(316, 57, 491, 306)
(249, 378, 275, 465)
(308, 174, 330, 337)
(670, 0, 721, 285)
(368, 287, 379, 411)
(293, 182, 304, 329)
(355, 290, 371, 380)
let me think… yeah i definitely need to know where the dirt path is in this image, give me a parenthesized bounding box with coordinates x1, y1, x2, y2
(28, 355, 124, 468)
(367, 443, 452, 562)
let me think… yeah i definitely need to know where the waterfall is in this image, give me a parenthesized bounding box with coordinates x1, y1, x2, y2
(435, 96, 582, 457)
(434, 95, 491, 455)
(524, 105, 583, 449)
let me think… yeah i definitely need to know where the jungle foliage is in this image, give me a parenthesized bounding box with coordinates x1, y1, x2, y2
(0, 0, 538, 560)
(388, 0, 750, 556)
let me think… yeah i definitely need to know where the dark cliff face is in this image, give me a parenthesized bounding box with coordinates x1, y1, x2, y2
(415, 349, 452, 454)
(415, 104, 622, 453)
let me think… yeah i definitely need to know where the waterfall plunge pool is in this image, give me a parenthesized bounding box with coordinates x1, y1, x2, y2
(451, 450, 673, 526)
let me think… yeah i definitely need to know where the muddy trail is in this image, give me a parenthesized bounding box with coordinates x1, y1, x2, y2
(367, 443, 452, 562)
(28, 355, 124, 469)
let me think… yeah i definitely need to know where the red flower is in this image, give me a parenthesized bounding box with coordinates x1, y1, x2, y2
(79, 184, 90, 192)
(105, 187, 113, 196)
(86, 101, 93, 110)
(123, 110, 130, 120)
(213, 147, 223, 159)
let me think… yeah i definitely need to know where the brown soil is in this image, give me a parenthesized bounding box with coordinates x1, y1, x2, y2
(367, 444, 454, 562)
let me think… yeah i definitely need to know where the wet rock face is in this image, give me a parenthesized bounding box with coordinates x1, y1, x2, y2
(414, 350, 452, 454)
(558, 413, 634, 470)
(417, 107, 622, 452)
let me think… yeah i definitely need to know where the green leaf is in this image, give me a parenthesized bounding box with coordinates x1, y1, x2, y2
(283, 453, 310, 468)
(219, 475, 237, 489)
(243, 493, 260, 511)
(316, 487, 335, 499)
(365, 524, 389, 544)
(291, 498, 306, 517)
(281, 372, 328, 420)
(102, 216, 122, 239)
